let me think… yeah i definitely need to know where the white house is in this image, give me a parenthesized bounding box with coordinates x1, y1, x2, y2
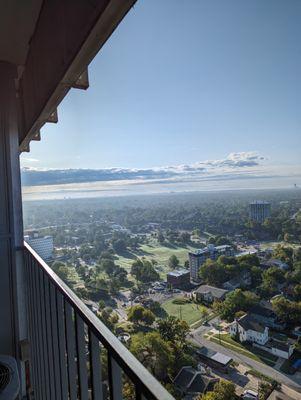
(253, 338, 295, 360)
(229, 314, 269, 345)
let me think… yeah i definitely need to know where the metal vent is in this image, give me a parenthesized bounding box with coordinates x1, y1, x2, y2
(0, 363, 11, 392)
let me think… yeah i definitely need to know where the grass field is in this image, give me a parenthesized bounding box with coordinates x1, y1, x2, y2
(115, 239, 196, 278)
(210, 334, 277, 366)
(162, 298, 207, 325)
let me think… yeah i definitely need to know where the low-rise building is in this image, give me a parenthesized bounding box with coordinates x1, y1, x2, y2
(194, 285, 228, 304)
(265, 259, 289, 271)
(167, 269, 190, 289)
(249, 302, 285, 330)
(253, 337, 295, 360)
(223, 271, 251, 291)
(229, 314, 269, 345)
(173, 366, 218, 396)
(196, 347, 232, 373)
(189, 244, 234, 282)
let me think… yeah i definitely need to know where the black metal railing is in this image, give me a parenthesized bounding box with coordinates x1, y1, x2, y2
(24, 242, 174, 400)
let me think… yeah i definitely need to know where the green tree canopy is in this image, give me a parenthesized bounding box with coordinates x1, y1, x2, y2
(168, 254, 180, 269)
(130, 332, 173, 380)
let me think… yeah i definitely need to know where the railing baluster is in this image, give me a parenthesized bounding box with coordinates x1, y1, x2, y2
(32, 259, 43, 399)
(50, 283, 63, 400)
(44, 274, 56, 399)
(39, 268, 51, 400)
(108, 356, 123, 400)
(89, 330, 103, 400)
(65, 301, 78, 400)
(76, 313, 89, 400)
(25, 253, 37, 396)
(56, 291, 69, 399)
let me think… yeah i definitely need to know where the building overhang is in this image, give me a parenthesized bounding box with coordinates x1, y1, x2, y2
(0, 0, 136, 151)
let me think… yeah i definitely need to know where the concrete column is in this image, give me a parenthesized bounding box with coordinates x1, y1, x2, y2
(0, 61, 26, 395)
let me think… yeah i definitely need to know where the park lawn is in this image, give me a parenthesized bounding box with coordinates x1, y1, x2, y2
(210, 334, 276, 366)
(162, 299, 206, 326)
(115, 239, 195, 279)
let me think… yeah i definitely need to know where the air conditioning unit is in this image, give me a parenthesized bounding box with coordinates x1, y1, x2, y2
(0, 356, 20, 400)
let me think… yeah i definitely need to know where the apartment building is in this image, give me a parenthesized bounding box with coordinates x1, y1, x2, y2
(249, 201, 271, 223)
(189, 244, 234, 282)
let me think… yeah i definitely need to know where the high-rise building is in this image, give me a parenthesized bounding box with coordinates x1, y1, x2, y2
(249, 201, 271, 223)
(24, 232, 54, 261)
(189, 244, 234, 282)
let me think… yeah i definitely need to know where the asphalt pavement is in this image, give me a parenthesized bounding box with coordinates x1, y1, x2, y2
(191, 328, 301, 393)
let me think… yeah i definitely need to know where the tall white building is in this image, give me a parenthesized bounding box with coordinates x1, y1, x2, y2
(249, 201, 271, 223)
(24, 233, 54, 261)
(189, 244, 234, 282)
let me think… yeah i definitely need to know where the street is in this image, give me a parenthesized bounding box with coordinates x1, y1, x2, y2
(190, 327, 301, 393)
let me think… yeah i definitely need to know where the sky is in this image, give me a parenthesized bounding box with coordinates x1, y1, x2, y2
(21, 0, 301, 198)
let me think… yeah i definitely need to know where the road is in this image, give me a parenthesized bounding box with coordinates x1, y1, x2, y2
(191, 327, 301, 393)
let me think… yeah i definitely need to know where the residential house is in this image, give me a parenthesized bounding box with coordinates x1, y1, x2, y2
(223, 271, 251, 291)
(173, 366, 218, 396)
(229, 314, 269, 345)
(266, 259, 289, 271)
(197, 347, 233, 373)
(249, 302, 286, 330)
(194, 285, 228, 304)
(253, 337, 295, 360)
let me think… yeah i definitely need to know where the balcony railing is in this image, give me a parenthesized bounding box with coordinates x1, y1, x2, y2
(24, 242, 174, 400)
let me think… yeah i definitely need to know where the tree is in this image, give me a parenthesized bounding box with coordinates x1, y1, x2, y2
(216, 289, 259, 321)
(158, 316, 189, 347)
(52, 261, 70, 281)
(259, 266, 285, 297)
(168, 255, 180, 269)
(157, 231, 165, 244)
(127, 305, 155, 326)
(130, 332, 173, 380)
(98, 307, 118, 332)
(130, 258, 160, 283)
(99, 258, 116, 275)
(200, 259, 227, 286)
(199, 380, 236, 400)
(272, 296, 301, 325)
(112, 238, 127, 254)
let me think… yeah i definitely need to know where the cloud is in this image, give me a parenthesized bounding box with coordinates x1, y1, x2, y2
(21, 151, 267, 186)
(22, 157, 40, 163)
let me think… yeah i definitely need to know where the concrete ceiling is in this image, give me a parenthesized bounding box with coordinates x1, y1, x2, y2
(0, 0, 42, 65)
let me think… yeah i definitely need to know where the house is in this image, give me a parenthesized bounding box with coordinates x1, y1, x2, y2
(253, 338, 295, 360)
(249, 302, 286, 330)
(223, 271, 251, 291)
(194, 285, 228, 304)
(229, 314, 269, 345)
(268, 338, 295, 359)
(173, 366, 218, 396)
(266, 259, 289, 271)
(197, 347, 233, 373)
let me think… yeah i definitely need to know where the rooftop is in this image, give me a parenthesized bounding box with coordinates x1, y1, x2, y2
(174, 366, 218, 394)
(189, 245, 232, 256)
(195, 285, 228, 299)
(237, 314, 266, 333)
(250, 303, 276, 319)
(197, 347, 232, 366)
(167, 269, 190, 277)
